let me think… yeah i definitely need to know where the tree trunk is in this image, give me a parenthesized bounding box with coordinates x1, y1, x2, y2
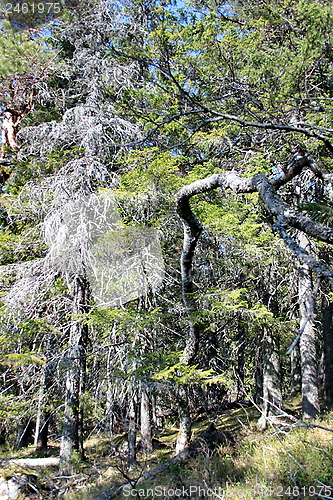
(34, 388, 50, 451)
(106, 346, 115, 439)
(257, 329, 283, 430)
(34, 361, 53, 451)
(298, 232, 320, 420)
(236, 321, 246, 399)
(1, 110, 21, 154)
(175, 385, 192, 453)
(60, 275, 89, 473)
(128, 381, 137, 465)
(16, 419, 34, 449)
(140, 382, 153, 455)
(322, 295, 333, 407)
(290, 343, 302, 396)
(254, 335, 263, 405)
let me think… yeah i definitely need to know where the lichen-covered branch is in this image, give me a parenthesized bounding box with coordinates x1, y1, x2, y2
(175, 155, 333, 362)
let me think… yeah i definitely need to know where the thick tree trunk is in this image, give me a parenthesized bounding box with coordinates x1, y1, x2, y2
(140, 382, 153, 455)
(175, 385, 192, 453)
(257, 329, 283, 430)
(298, 233, 320, 420)
(60, 275, 89, 473)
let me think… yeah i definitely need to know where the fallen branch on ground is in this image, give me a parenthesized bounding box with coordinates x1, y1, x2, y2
(91, 423, 233, 500)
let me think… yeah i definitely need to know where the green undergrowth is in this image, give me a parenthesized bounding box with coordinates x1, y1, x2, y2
(89, 405, 333, 500)
(2, 402, 333, 500)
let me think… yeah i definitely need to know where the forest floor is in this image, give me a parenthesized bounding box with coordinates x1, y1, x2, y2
(1, 396, 333, 500)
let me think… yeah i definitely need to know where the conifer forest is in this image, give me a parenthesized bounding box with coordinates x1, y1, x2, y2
(1, 0, 333, 498)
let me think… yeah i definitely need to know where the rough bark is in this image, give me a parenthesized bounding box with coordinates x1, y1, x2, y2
(106, 345, 116, 440)
(59, 275, 89, 473)
(298, 233, 320, 420)
(257, 330, 283, 430)
(140, 382, 153, 455)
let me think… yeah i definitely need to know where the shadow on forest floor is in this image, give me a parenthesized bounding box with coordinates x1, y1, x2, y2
(1, 397, 332, 500)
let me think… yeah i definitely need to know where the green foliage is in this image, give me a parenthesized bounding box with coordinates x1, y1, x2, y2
(152, 360, 224, 386)
(300, 202, 333, 226)
(5, 147, 86, 194)
(0, 226, 47, 265)
(240, 416, 333, 492)
(192, 191, 276, 255)
(117, 149, 185, 195)
(0, 22, 42, 78)
(4, 352, 45, 366)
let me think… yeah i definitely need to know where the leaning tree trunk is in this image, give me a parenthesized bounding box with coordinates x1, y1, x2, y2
(174, 178, 202, 452)
(298, 232, 320, 420)
(257, 329, 283, 430)
(60, 275, 89, 473)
